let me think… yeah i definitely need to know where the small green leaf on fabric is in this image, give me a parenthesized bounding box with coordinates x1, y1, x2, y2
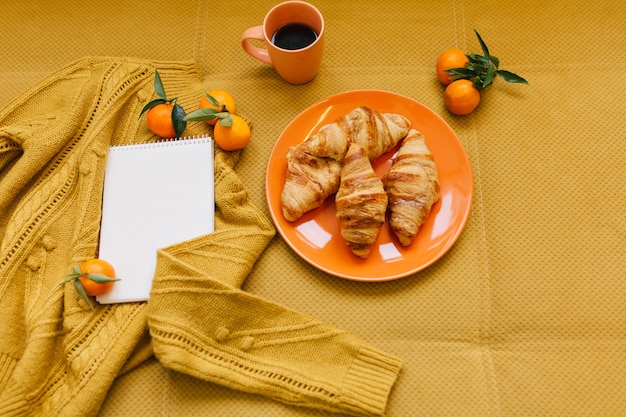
(474, 29, 490, 59)
(497, 70, 529, 85)
(154, 70, 167, 100)
(74, 279, 94, 311)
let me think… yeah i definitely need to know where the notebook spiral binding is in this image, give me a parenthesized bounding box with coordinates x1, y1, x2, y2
(108, 134, 213, 151)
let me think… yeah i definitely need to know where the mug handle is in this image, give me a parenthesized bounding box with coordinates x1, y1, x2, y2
(241, 26, 272, 65)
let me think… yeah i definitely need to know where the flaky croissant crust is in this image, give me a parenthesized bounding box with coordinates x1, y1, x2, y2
(300, 106, 411, 162)
(336, 143, 388, 258)
(281, 146, 342, 222)
(281, 106, 410, 223)
(383, 129, 440, 246)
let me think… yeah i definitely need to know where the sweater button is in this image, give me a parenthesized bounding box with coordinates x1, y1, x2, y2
(241, 336, 255, 351)
(214, 327, 230, 342)
(42, 235, 56, 251)
(136, 90, 148, 102)
(79, 161, 92, 176)
(25, 256, 40, 271)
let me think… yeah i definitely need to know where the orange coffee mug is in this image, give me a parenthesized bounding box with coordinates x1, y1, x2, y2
(241, 1, 324, 85)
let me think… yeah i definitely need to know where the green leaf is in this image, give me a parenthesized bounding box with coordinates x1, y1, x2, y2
(496, 70, 529, 85)
(171, 103, 187, 138)
(85, 273, 121, 283)
(474, 29, 490, 58)
(60, 264, 81, 285)
(74, 279, 94, 311)
(183, 107, 219, 122)
(469, 53, 490, 67)
(138, 98, 167, 118)
(59, 276, 78, 286)
(483, 65, 496, 88)
(472, 63, 489, 74)
(204, 92, 220, 107)
(489, 54, 500, 69)
(445, 67, 475, 77)
(154, 70, 167, 100)
(218, 114, 233, 127)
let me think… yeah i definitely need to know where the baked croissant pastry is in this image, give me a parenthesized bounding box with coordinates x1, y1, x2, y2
(281, 106, 410, 222)
(335, 143, 388, 258)
(281, 145, 342, 222)
(300, 106, 411, 161)
(382, 129, 440, 246)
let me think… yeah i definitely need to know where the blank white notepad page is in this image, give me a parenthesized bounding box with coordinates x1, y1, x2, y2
(97, 136, 214, 303)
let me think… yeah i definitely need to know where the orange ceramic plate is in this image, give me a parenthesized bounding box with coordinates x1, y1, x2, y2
(266, 90, 473, 281)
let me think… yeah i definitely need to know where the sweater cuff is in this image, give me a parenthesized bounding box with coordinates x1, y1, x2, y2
(341, 346, 402, 416)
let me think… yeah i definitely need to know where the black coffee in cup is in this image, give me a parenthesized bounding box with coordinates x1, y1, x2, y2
(271, 23, 317, 50)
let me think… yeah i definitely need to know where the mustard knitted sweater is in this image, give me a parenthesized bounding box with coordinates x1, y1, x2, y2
(0, 57, 402, 417)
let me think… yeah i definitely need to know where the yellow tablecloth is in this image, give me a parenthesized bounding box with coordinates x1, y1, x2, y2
(1, 1, 625, 416)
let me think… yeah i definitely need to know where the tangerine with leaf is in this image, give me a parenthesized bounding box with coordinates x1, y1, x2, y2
(199, 90, 237, 125)
(60, 258, 120, 311)
(213, 114, 251, 151)
(185, 92, 251, 151)
(443, 29, 529, 90)
(139, 70, 187, 138)
(438, 29, 528, 115)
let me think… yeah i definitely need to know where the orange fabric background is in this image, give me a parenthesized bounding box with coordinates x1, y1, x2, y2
(1, 1, 625, 416)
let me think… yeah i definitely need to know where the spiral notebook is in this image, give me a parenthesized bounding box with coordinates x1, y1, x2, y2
(96, 136, 214, 303)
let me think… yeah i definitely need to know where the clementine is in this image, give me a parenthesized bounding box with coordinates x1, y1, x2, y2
(214, 115, 251, 151)
(436, 48, 470, 85)
(444, 79, 481, 115)
(199, 90, 237, 125)
(146, 103, 176, 138)
(78, 258, 118, 296)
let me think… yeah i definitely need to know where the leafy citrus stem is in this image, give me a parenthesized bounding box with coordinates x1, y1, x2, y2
(445, 29, 528, 90)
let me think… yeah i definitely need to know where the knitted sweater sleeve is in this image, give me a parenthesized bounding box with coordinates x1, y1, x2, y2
(147, 151, 403, 417)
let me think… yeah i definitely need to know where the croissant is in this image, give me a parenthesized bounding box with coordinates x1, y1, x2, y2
(335, 143, 388, 258)
(300, 106, 411, 161)
(281, 106, 410, 222)
(281, 144, 342, 222)
(382, 129, 440, 246)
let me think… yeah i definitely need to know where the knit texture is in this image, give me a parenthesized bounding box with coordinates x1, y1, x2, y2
(0, 57, 401, 417)
(148, 151, 401, 416)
